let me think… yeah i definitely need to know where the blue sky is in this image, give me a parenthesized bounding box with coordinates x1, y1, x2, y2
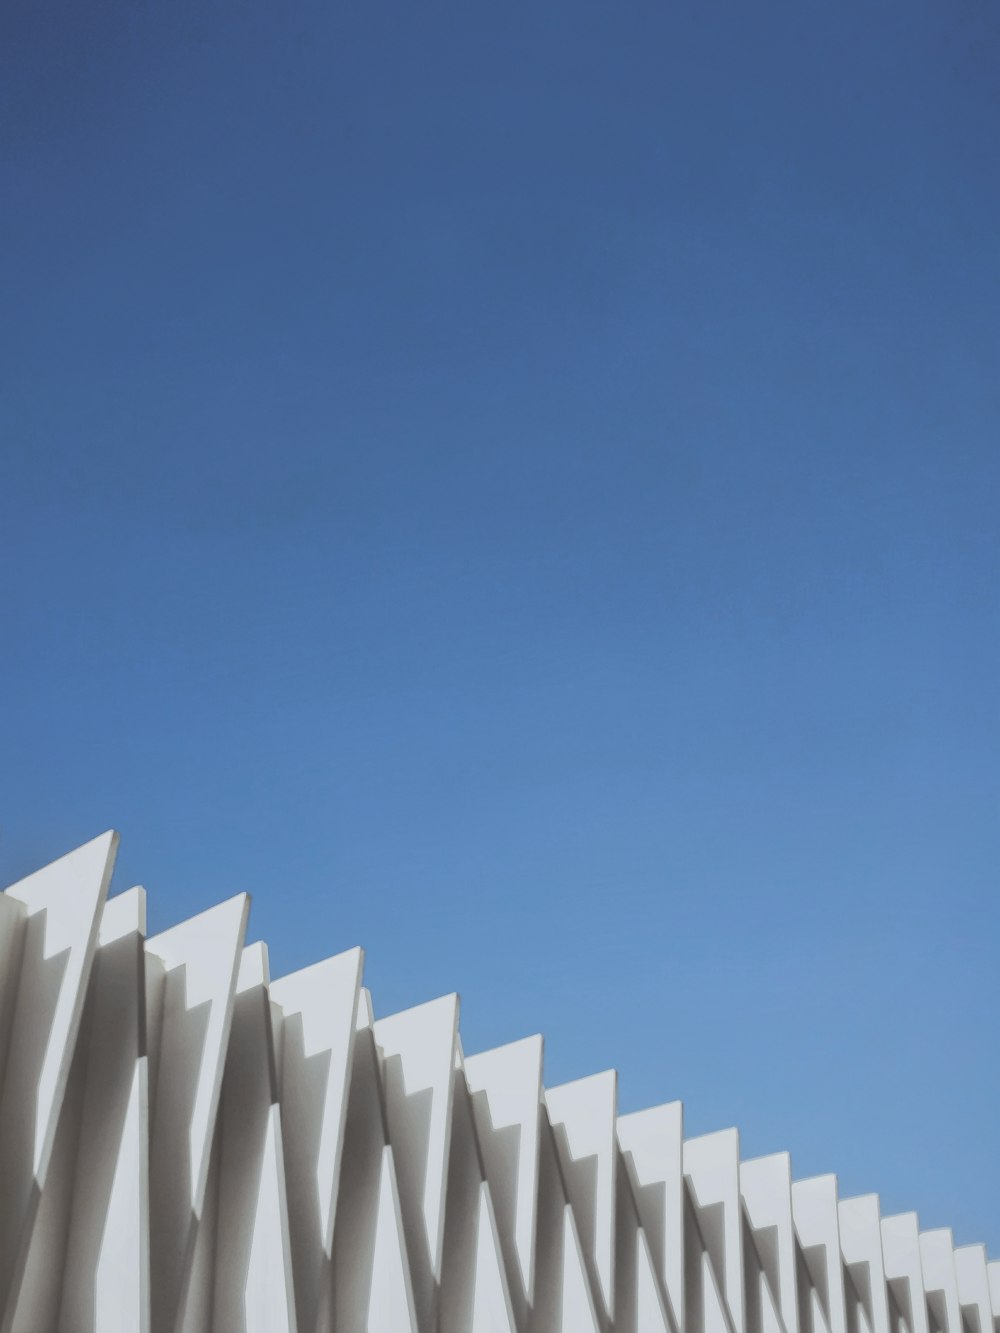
(2, 0, 998, 1251)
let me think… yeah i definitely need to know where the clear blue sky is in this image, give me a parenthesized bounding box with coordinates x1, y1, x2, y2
(2, 0, 997, 1252)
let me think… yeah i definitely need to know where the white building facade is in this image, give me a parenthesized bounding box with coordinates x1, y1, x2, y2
(0, 832, 995, 1333)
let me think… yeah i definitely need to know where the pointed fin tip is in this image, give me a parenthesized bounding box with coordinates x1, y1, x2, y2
(269, 942, 363, 991)
(237, 940, 270, 990)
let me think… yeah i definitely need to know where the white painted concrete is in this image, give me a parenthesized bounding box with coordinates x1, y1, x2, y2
(880, 1213, 929, 1333)
(919, 1229, 963, 1333)
(0, 835, 993, 1333)
(269, 946, 363, 1333)
(374, 992, 460, 1333)
(146, 892, 249, 1333)
(741, 1152, 798, 1333)
(685, 1129, 745, 1333)
(793, 1175, 849, 1333)
(465, 1033, 544, 1322)
(619, 1101, 685, 1333)
(546, 1069, 618, 1325)
(0, 831, 117, 1333)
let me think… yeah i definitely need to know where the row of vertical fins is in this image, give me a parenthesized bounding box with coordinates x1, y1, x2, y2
(0, 833, 994, 1333)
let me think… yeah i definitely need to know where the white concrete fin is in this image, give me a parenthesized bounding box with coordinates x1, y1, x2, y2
(616, 1130, 677, 1333)
(636, 1225, 674, 1333)
(560, 1203, 603, 1333)
(741, 1153, 798, 1333)
(839, 1196, 890, 1333)
(530, 1105, 571, 1331)
(881, 1214, 929, 1333)
(792, 1176, 849, 1333)
(545, 1069, 618, 1323)
(439, 1057, 518, 1333)
(181, 1137, 220, 1333)
(62, 886, 149, 1333)
(331, 1016, 387, 1331)
(809, 1283, 834, 1333)
(683, 1169, 721, 1333)
(10, 1043, 88, 1333)
(464, 1034, 544, 1314)
(269, 946, 363, 1333)
(685, 1128, 745, 1333)
(374, 992, 460, 1332)
(702, 1244, 738, 1333)
(920, 1230, 962, 1333)
(332, 1007, 418, 1333)
(253, 1107, 298, 1330)
(9, 883, 148, 1333)
(0, 839, 991, 1333)
(760, 1266, 788, 1333)
(0, 892, 26, 1083)
(357, 985, 375, 1030)
(440, 1061, 491, 1333)
(368, 1145, 421, 1333)
(101, 884, 147, 941)
(439, 1062, 498, 1333)
(470, 1183, 519, 1333)
(987, 1261, 1000, 1321)
(954, 1246, 992, 1333)
(210, 943, 296, 1333)
(615, 1144, 645, 1333)
(0, 830, 118, 1330)
(615, 1152, 674, 1333)
(619, 1100, 685, 1332)
(146, 892, 249, 1333)
(237, 940, 269, 991)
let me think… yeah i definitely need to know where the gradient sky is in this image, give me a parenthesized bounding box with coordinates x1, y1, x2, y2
(2, 0, 998, 1253)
